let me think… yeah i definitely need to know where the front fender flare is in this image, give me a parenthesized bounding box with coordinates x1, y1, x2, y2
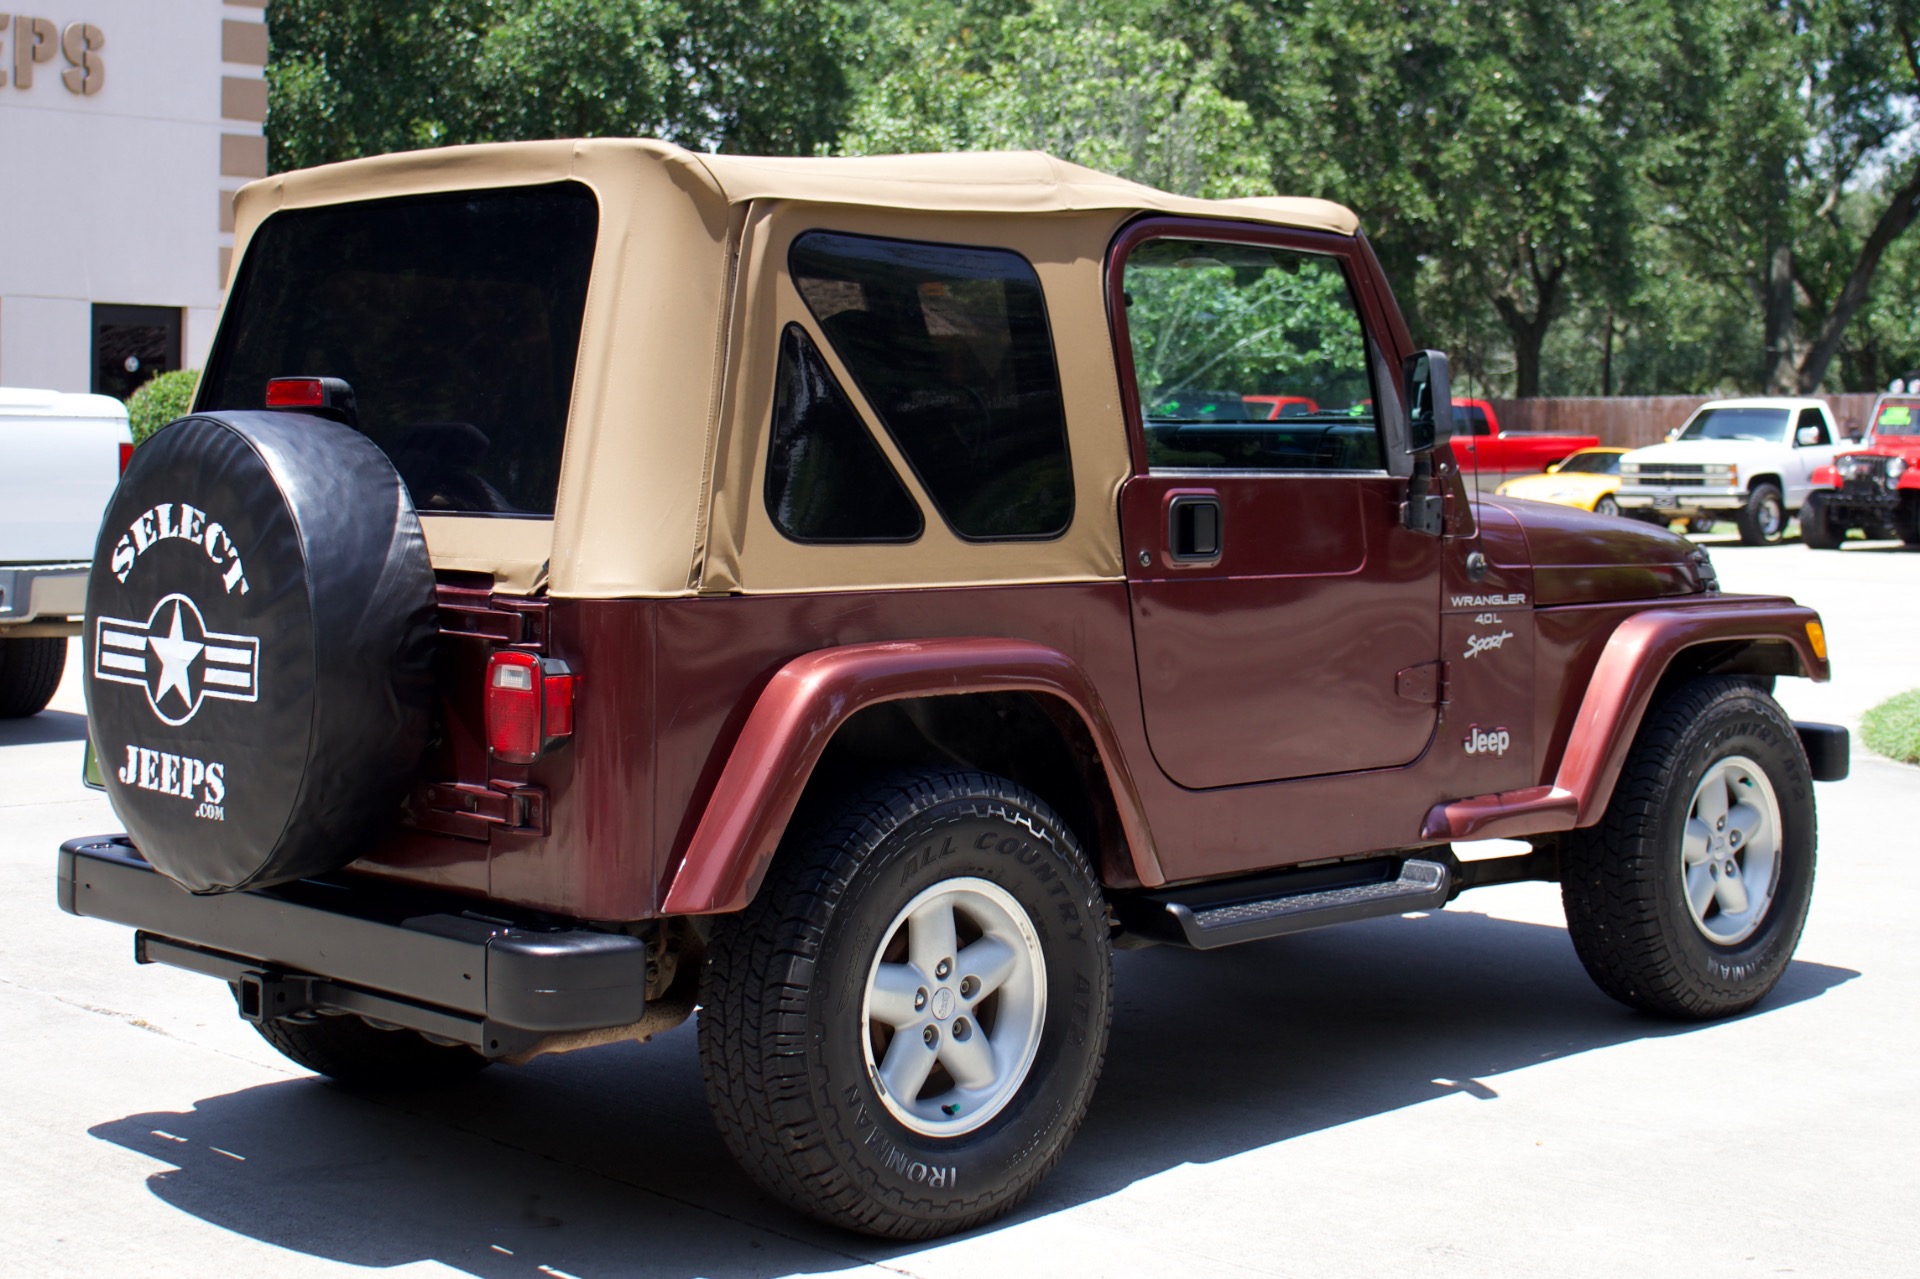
(660, 638, 1162, 915)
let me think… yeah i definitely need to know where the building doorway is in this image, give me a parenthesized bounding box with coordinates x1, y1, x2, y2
(92, 304, 182, 403)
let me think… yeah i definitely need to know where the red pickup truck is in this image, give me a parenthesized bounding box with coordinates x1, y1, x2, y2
(1450, 398, 1599, 486)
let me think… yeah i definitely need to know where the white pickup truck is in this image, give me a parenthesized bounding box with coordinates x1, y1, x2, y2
(1613, 396, 1843, 545)
(1, 388, 133, 717)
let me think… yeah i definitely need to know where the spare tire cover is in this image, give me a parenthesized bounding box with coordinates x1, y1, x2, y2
(85, 411, 436, 894)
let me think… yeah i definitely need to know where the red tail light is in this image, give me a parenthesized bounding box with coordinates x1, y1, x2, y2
(118, 442, 133, 474)
(265, 377, 326, 408)
(485, 651, 576, 764)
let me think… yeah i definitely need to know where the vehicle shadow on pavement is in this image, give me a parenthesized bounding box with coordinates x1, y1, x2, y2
(0, 709, 89, 746)
(88, 909, 1855, 1278)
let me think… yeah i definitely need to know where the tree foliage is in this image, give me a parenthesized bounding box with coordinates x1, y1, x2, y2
(266, 0, 850, 170)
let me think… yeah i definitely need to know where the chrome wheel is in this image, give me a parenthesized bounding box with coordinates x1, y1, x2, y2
(1681, 756, 1782, 945)
(861, 876, 1046, 1137)
(1594, 495, 1621, 518)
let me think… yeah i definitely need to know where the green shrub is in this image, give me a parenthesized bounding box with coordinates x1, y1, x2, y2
(1862, 689, 1920, 765)
(126, 369, 200, 445)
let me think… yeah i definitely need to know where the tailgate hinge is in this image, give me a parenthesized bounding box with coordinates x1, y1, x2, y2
(413, 781, 550, 840)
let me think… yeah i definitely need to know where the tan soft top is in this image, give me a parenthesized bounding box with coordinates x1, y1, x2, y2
(234, 137, 1356, 233)
(225, 140, 1360, 598)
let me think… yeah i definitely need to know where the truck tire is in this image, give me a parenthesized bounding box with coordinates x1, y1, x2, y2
(1900, 495, 1920, 547)
(1560, 676, 1815, 1019)
(0, 636, 66, 718)
(84, 412, 436, 894)
(1734, 482, 1786, 545)
(1798, 491, 1844, 549)
(252, 1011, 489, 1088)
(699, 769, 1112, 1240)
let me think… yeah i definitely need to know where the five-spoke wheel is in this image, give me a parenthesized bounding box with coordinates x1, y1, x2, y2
(863, 877, 1046, 1136)
(1680, 757, 1782, 945)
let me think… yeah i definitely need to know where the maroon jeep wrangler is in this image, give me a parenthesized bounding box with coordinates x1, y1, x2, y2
(60, 141, 1847, 1240)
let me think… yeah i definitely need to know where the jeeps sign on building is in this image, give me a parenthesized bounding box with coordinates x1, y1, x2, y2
(0, 2, 264, 398)
(2, 15, 107, 93)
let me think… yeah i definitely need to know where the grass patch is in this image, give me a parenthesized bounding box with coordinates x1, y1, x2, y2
(1862, 689, 1920, 764)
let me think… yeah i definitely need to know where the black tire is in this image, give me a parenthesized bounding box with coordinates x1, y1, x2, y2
(699, 769, 1112, 1240)
(1688, 512, 1719, 535)
(1799, 491, 1844, 549)
(1734, 482, 1786, 545)
(252, 1011, 489, 1089)
(1593, 495, 1622, 518)
(84, 412, 436, 893)
(1900, 495, 1920, 547)
(1560, 677, 1816, 1019)
(0, 636, 66, 718)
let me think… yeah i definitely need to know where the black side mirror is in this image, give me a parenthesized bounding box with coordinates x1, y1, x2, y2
(1403, 350, 1454, 454)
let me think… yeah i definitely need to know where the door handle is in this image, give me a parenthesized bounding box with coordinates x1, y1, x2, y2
(1167, 494, 1221, 562)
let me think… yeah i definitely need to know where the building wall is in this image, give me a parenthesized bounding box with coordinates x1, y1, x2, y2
(0, 0, 265, 393)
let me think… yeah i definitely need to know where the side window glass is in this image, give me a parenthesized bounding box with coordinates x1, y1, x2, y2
(790, 232, 1073, 540)
(1796, 408, 1829, 445)
(1122, 239, 1382, 471)
(765, 324, 923, 544)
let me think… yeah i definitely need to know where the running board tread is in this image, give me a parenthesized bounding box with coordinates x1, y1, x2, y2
(1156, 859, 1451, 949)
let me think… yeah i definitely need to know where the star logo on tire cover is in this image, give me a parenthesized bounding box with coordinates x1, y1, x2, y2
(94, 593, 260, 726)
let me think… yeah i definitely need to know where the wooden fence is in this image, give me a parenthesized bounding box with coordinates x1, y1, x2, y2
(1486, 394, 1884, 448)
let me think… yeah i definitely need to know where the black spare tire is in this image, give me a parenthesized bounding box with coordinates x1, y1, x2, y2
(84, 411, 436, 894)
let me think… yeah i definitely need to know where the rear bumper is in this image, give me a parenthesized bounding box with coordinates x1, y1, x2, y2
(58, 835, 649, 1056)
(0, 561, 88, 632)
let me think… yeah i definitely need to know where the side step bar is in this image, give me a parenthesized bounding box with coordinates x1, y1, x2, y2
(1118, 857, 1452, 950)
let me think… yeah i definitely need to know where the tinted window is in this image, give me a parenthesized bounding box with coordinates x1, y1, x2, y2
(790, 232, 1073, 540)
(1678, 407, 1789, 443)
(1123, 239, 1381, 471)
(1456, 404, 1492, 436)
(765, 324, 923, 543)
(1556, 451, 1621, 475)
(200, 183, 598, 516)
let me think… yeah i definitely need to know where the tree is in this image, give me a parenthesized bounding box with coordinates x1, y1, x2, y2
(266, 0, 851, 171)
(835, 1, 1270, 198)
(1652, 0, 1920, 393)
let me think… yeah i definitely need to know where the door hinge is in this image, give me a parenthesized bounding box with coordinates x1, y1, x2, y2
(1396, 660, 1449, 705)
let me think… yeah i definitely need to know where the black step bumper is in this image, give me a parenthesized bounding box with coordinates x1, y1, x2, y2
(58, 836, 649, 1057)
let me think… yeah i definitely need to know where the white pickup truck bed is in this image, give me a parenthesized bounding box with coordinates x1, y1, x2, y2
(1, 387, 132, 633)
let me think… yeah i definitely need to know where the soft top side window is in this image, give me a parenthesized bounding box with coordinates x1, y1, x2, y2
(765, 324, 924, 544)
(1121, 238, 1383, 472)
(790, 231, 1074, 541)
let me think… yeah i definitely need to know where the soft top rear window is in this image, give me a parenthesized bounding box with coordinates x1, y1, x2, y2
(199, 182, 598, 517)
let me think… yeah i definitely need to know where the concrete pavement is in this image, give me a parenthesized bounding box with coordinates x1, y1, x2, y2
(2, 536, 1915, 1278)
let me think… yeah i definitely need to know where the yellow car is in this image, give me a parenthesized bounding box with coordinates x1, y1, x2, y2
(1495, 447, 1629, 516)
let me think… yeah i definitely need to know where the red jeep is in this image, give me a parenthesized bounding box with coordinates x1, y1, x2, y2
(60, 141, 1846, 1240)
(1800, 393, 1920, 547)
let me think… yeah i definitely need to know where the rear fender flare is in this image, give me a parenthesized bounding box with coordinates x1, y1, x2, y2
(659, 638, 1161, 915)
